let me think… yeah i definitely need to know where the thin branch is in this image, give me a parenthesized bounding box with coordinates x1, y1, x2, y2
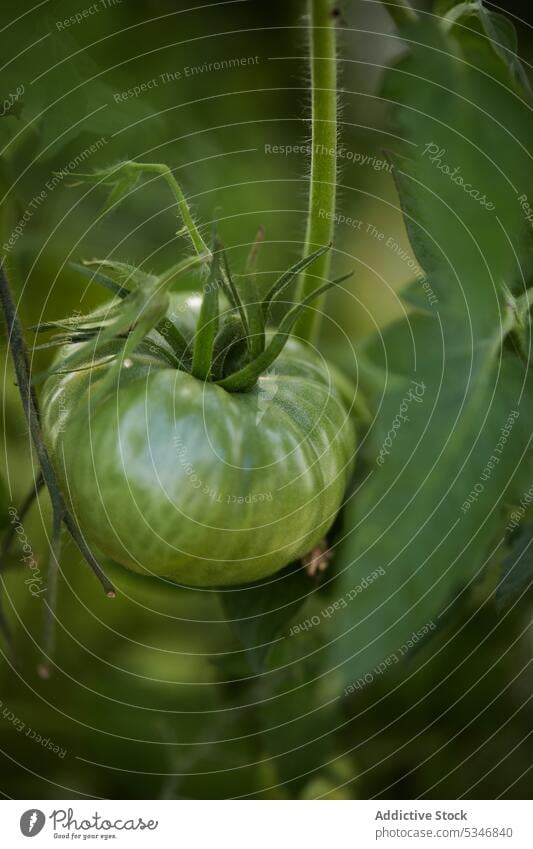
(0, 263, 115, 597)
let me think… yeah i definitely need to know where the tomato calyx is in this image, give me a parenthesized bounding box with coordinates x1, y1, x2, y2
(33, 233, 350, 395)
(30, 159, 352, 395)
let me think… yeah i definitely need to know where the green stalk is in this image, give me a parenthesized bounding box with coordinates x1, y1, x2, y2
(191, 250, 220, 380)
(71, 160, 211, 261)
(137, 163, 210, 259)
(295, 0, 338, 344)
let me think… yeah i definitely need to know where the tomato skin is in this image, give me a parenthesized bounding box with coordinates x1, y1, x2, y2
(41, 293, 355, 586)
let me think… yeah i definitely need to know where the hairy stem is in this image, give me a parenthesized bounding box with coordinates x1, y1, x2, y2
(295, 0, 338, 343)
(137, 163, 211, 259)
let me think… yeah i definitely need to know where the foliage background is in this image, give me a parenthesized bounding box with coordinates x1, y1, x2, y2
(0, 0, 532, 799)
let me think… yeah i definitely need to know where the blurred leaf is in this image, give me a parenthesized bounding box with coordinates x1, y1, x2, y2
(258, 664, 338, 795)
(29, 32, 163, 161)
(332, 0, 533, 686)
(69, 161, 142, 213)
(0, 25, 164, 165)
(219, 562, 318, 673)
(497, 525, 533, 609)
(0, 474, 9, 532)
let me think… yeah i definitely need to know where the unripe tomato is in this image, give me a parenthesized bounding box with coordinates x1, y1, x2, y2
(41, 292, 355, 586)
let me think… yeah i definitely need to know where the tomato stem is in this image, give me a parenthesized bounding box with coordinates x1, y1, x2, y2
(72, 161, 211, 263)
(136, 163, 211, 260)
(191, 249, 221, 379)
(295, 0, 338, 344)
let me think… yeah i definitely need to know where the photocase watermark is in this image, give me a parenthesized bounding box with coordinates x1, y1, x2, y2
(461, 409, 519, 514)
(2, 137, 108, 254)
(0, 698, 67, 759)
(376, 379, 426, 466)
(319, 213, 438, 306)
(114, 56, 261, 103)
(0, 84, 24, 119)
(20, 809, 46, 837)
(288, 566, 386, 637)
(172, 434, 273, 504)
(54, 808, 158, 834)
(366, 221, 438, 307)
(343, 620, 437, 695)
(518, 193, 533, 228)
(506, 481, 533, 533)
(6, 507, 46, 597)
(320, 209, 365, 231)
(20, 807, 159, 836)
(422, 142, 495, 211)
(55, 0, 123, 30)
(265, 143, 393, 173)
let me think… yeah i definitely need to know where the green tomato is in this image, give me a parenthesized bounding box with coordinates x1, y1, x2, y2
(41, 292, 355, 587)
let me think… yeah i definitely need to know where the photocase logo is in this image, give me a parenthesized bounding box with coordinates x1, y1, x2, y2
(20, 809, 46, 837)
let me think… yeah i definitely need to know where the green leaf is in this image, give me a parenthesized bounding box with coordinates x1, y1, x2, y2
(219, 561, 317, 673)
(69, 161, 142, 213)
(210, 314, 247, 381)
(497, 525, 533, 609)
(219, 246, 250, 341)
(69, 262, 130, 299)
(28, 31, 163, 161)
(331, 1, 533, 687)
(0, 474, 10, 534)
(81, 259, 156, 290)
(262, 244, 331, 322)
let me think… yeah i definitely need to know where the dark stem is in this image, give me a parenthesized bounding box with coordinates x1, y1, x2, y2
(0, 262, 115, 597)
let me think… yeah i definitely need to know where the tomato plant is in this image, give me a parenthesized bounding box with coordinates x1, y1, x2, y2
(0, 0, 357, 644)
(40, 270, 355, 586)
(1, 0, 533, 729)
